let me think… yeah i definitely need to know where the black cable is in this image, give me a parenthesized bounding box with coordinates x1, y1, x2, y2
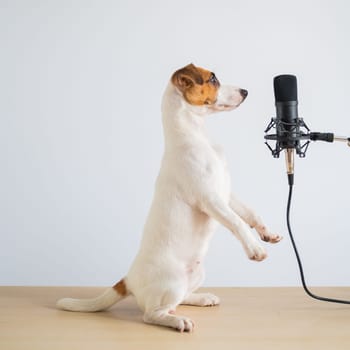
(287, 183, 350, 305)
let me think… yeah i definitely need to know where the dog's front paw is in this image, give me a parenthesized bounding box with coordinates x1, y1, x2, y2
(245, 243, 267, 262)
(256, 225, 283, 244)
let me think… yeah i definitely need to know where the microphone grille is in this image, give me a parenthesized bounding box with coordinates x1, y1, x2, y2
(274, 75, 298, 102)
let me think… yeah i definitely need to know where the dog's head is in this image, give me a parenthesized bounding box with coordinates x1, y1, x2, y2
(171, 63, 247, 114)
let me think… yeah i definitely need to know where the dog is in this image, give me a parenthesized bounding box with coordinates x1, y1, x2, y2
(57, 63, 282, 332)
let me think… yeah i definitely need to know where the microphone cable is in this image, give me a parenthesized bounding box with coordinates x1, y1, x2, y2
(286, 181, 350, 304)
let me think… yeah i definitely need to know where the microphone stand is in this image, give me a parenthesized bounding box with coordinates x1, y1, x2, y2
(333, 135, 350, 146)
(264, 117, 350, 305)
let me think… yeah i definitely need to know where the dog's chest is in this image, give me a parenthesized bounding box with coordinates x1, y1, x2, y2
(161, 141, 231, 203)
(181, 142, 230, 194)
(205, 144, 231, 190)
(211, 143, 228, 166)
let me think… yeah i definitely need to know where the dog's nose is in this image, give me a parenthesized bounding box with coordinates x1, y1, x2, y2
(240, 89, 248, 98)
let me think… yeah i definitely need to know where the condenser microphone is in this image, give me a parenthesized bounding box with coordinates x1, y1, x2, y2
(273, 75, 299, 148)
(264, 74, 350, 186)
(274, 75, 299, 185)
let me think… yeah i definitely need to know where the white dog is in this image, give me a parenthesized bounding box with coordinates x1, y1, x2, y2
(57, 63, 282, 332)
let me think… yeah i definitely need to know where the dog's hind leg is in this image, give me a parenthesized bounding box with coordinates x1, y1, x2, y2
(180, 264, 219, 307)
(141, 283, 195, 332)
(181, 292, 220, 307)
(229, 193, 282, 243)
(143, 306, 194, 332)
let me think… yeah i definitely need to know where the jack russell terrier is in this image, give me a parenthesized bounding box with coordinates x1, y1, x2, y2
(57, 63, 282, 332)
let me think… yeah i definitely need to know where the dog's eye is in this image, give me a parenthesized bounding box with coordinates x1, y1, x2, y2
(208, 73, 219, 86)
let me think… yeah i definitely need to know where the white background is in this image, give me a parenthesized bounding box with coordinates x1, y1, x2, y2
(1, 0, 349, 287)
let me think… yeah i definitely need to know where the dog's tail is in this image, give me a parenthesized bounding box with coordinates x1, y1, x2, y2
(56, 279, 129, 312)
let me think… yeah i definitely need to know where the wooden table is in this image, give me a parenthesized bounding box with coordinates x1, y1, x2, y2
(1, 287, 350, 349)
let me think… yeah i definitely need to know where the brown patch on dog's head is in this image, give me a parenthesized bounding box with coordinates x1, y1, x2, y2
(171, 63, 220, 106)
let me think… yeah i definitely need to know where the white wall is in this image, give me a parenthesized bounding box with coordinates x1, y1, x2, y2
(1, 0, 350, 286)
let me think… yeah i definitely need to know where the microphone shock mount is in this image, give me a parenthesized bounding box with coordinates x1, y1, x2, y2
(264, 117, 350, 159)
(264, 117, 311, 158)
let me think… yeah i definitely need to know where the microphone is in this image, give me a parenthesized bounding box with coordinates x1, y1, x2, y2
(264, 74, 350, 306)
(274, 75, 299, 185)
(264, 74, 350, 186)
(273, 75, 298, 148)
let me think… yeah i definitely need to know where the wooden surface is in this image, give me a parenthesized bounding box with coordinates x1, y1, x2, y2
(1, 287, 350, 350)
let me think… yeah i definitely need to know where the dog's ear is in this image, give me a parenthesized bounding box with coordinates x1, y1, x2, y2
(171, 63, 203, 92)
